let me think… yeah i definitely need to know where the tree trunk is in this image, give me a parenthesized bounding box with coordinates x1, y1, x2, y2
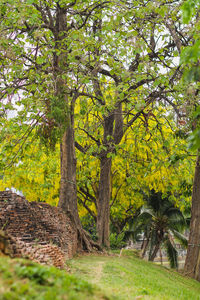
(58, 127, 82, 249)
(149, 231, 163, 262)
(59, 127, 78, 220)
(184, 154, 200, 281)
(97, 155, 112, 247)
(159, 248, 163, 265)
(142, 237, 149, 258)
(58, 126, 101, 251)
(96, 111, 114, 248)
(52, 5, 101, 252)
(149, 242, 161, 261)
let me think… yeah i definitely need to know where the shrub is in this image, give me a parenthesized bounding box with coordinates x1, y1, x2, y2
(110, 232, 126, 250)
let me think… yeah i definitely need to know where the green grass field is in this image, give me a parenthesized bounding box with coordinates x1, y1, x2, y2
(0, 250, 200, 300)
(0, 256, 111, 300)
(69, 250, 200, 300)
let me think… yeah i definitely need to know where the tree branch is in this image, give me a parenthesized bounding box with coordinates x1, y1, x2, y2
(110, 183, 122, 208)
(77, 196, 97, 222)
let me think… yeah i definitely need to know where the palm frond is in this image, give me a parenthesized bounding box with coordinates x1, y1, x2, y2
(131, 210, 153, 229)
(125, 229, 141, 242)
(171, 230, 188, 248)
(185, 216, 191, 227)
(160, 201, 173, 215)
(125, 216, 152, 242)
(164, 237, 178, 269)
(167, 209, 186, 231)
(146, 190, 163, 212)
(140, 207, 154, 217)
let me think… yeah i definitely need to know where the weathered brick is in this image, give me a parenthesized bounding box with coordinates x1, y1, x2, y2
(0, 191, 78, 264)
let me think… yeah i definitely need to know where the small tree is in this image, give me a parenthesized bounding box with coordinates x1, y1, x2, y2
(126, 190, 188, 268)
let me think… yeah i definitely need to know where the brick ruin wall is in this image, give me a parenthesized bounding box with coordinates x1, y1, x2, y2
(0, 191, 78, 263)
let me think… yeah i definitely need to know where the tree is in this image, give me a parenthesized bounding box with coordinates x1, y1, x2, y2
(74, 0, 195, 246)
(0, 0, 108, 250)
(76, 105, 193, 236)
(0, 0, 197, 252)
(126, 190, 188, 268)
(179, 0, 200, 280)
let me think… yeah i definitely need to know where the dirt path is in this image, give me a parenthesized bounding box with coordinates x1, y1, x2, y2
(92, 261, 105, 284)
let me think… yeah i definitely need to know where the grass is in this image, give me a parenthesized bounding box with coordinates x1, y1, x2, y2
(0, 256, 112, 300)
(0, 250, 200, 299)
(69, 250, 200, 300)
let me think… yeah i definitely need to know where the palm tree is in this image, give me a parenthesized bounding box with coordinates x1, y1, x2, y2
(126, 190, 188, 268)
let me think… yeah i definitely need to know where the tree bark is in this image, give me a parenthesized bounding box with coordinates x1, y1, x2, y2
(142, 237, 149, 258)
(58, 125, 101, 251)
(97, 155, 112, 247)
(59, 127, 78, 221)
(159, 248, 163, 265)
(149, 231, 163, 262)
(53, 7, 95, 251)
(96, 103, 124, 247)
(149, 242, 161, 261)
(184, 154, 200, 281)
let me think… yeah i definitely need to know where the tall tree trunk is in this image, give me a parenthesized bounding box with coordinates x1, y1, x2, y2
(97, 155, 112, 247)
(96, 103, 123, 247)
(59, 127, 78, 221)
(184, 154, 200, 281)
(58, 126, 82, 249)
(53, 7, 89, 250)
(58, 124, 100, 251)
(55, 72, 100, 250)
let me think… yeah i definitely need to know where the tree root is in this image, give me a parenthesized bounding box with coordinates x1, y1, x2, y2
(64, 209, 102, 253)
(77, 227, 102, 252)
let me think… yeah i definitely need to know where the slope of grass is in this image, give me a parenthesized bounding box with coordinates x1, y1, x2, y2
(0, 256, 112, 300)
(69, 250, 200, 300)
(0, 251, 200, 300)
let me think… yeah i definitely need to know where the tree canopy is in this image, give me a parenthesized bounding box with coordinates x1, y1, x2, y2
(1, 0, 200, 280)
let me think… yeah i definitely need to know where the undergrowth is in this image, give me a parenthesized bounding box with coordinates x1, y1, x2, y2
(0, 257, 112, 300)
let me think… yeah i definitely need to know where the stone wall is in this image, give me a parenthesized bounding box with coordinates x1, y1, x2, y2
(0, 230, 67, 269)
(0, 191, 77, 260)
